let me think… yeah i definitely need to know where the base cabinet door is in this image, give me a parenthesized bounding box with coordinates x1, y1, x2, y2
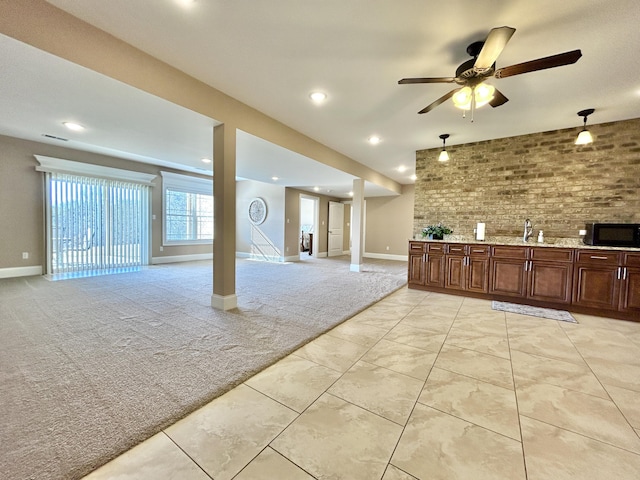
(425, 254, 445, 288)
(445, 255, 466, 291)
(489, 258, 527, 297)
(408, 253, 426, 286)
(573, 265, 620, 311)
(619, 267, 640, 313)
(573, 250, 621, 311)
(528, 262, 574, 304)
(467, 257, 489, 293)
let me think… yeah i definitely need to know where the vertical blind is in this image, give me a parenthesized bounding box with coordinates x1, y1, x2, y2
(47, 172, 150, 274)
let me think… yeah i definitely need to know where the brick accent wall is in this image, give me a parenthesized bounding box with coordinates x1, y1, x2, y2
(414, 117, 640, 239)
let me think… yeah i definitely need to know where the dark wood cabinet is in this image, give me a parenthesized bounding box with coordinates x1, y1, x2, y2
(408, 241, 426, 286)
(572, 250, 621, 311)
(528, 247, 574, 304)
(409, 241, 640, 322)
(446, 244, 489, 293)
(425, 243, 445, 288)
(489, 246, 528, 297)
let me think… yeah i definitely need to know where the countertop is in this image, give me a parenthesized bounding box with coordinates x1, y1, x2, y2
(410, 235, 640, 252)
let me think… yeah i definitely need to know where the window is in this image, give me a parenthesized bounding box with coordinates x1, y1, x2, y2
(161, 171, 213, 245)
(35, 155, 154, 276)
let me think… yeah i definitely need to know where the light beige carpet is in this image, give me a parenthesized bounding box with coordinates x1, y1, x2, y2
(0, 256, 407, 480)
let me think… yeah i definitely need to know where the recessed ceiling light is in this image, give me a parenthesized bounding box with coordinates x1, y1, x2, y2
(348, 191, 354, 197)
(201, 158, 211, 164)
(368, 136, 381, 145)
(397, 165, 407, 172)
(63, 122, 84, 131)
(313, 187, 320, 192)
(410, 174, 417, 181)
(272, 176, 279, 181)
(309, 92, 327, 103)
(176, 0, 196, 7)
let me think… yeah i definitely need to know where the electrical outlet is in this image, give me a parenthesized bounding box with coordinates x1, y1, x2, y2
(579, 229, 587, 236)
(386, 246, 390, 251)
(22, 252, 29, 259)
(159, 246, 164, 252)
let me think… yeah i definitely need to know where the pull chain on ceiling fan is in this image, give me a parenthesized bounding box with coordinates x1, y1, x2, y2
(399, 26, 582, 117)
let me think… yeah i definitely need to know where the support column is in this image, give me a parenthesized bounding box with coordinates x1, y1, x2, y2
(211, 124, 237, 310)
(350, 178, 365, 272)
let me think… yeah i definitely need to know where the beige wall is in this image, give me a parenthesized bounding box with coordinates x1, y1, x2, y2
(236, 180, 286, 259)
(0, 135, 212, 271)
(365, 185, 415, 256)
(414, 118, 640, 240)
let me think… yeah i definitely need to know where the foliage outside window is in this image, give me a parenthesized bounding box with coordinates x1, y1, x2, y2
(162, 171, 213, 245)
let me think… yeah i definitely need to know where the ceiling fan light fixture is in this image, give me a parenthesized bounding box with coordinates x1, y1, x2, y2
(575, 108, 595, 145)
(438, 133, 450, 162)
(452, 87, 473, 110)
(474, 83, 495, 108)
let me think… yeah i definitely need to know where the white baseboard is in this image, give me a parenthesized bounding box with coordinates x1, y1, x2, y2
(151, 253, 213, 265)
(0, 265, 43, 278)
(316, 252, 328, 258)
(364, 252, 408, 262)
(211, 293, 237, 310)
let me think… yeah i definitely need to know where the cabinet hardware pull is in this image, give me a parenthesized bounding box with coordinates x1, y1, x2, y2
(590, 256, 609, 260)
(623, 267, 628, 280)
(617, 267, 621, 280)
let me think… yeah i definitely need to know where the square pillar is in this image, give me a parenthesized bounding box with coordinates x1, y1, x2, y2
(211, 123, 237, 310)
(350, 178, 365, 272)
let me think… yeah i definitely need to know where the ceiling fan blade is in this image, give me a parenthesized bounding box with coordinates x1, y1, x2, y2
(418, 88, 461, 114)
(494, 49, 582, 78)
(490, 89, 509, 108)
(399, 77, 455, 84)
(474, 26, 516, 73)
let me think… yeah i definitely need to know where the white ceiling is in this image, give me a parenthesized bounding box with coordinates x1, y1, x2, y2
(2, 0, 640, 198)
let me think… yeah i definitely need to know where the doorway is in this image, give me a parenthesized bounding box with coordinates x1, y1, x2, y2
(299, 194, 319, 258)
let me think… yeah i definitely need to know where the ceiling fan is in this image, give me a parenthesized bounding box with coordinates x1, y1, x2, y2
(399, 26, 582, 115)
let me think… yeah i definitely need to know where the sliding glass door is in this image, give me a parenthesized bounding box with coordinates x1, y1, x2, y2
(46, 172, 150, 275)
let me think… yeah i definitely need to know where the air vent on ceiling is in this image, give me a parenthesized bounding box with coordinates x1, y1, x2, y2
(42, 134, 69, 141)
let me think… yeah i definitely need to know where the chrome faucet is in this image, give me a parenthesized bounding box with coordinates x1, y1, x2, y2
(523, 218, 533, 242)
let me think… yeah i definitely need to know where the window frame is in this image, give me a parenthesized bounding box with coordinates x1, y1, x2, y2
(161, 171, 213, 246)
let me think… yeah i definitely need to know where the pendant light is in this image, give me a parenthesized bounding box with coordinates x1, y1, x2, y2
(438, 134, 450, 162)
(575, 108, 595, 145)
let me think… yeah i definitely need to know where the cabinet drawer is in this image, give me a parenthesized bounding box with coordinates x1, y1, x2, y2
(575, 250, 620, 265)
(427, 243, 446, 253)
(409, 241, 426, 253)
(446, 244, 466, 255)
(623, 252, 640, 267)
(467, 245, 490, 257)
(530, 247, 574, 263)
(491, 245, 528, 259)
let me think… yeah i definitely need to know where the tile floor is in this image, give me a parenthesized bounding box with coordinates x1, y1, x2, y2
(84, 288, 640, 480)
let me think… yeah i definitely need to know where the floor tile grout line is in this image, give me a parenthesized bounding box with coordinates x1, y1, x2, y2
(257, 296, 428, 480)
(160, 430, 215, 480)
(383, 296, 465, 478)
(417, 402, 523, 443)
(505, 311, 530, 480)
(518, 413, 640, 457)
(555, 324, 640, 435)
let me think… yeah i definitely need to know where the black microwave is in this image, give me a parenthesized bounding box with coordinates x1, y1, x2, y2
(583, 223, 640, 247)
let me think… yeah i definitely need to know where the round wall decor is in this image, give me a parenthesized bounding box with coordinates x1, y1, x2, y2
(248, 197, 267, 225)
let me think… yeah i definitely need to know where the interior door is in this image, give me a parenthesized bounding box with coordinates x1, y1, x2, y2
(328, 201, 344, 257)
